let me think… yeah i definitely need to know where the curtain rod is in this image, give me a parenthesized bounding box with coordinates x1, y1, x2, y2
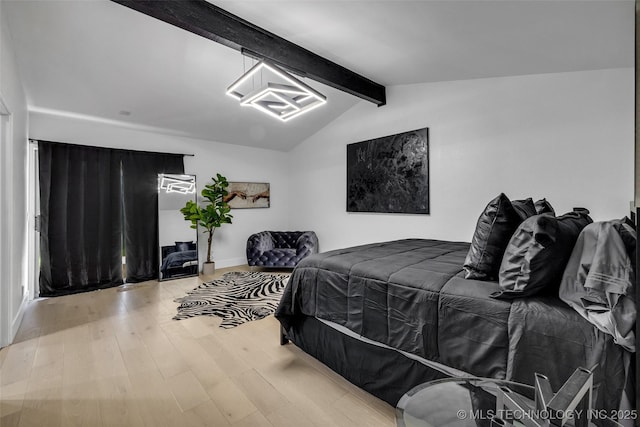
(29, 139, 194, 157)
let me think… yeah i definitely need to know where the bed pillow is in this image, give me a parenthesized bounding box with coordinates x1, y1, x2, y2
(613, 217, 636, 273)
(463, 194, 536, 280)
(175, 241, 193, 252)
(558, 219, 635, 351)
(512, 197, 536, 219)
(492, 210, 593, 299)
(534, 198, 555, 215)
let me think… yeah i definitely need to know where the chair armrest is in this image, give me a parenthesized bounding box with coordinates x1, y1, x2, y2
(296, 232, 318, 257)
(247, 231, 275, 261)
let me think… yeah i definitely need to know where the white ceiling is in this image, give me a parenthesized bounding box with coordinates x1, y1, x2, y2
(4, 0, 634, 151)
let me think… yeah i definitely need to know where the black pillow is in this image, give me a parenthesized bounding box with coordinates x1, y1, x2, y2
(463, 194, 536, 281)
(175, 241, 193, 252)
(621, 215, 636, 230)
(512, 198, 536, 219)
(534, 198, 555, 216)
(492, 211, 593, 299)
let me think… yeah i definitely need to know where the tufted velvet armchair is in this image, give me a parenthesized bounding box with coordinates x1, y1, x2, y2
(246, 231, 318, 268)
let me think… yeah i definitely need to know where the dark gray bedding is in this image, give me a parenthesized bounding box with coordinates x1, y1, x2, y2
(160, 249, 197, 272)
(275, 238, 629, 412)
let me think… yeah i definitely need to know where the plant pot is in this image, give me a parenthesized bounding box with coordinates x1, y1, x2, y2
(202, 262, 215, 275)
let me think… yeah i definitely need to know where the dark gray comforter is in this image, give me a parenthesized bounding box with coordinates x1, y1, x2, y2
(160, 249, 197, 272)
(275, 239, 629, 412)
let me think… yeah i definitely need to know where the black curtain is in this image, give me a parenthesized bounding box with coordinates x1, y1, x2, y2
(39, 142, 123, 296)
(38, 141, 185, 296)
(121, 151, 183, 283)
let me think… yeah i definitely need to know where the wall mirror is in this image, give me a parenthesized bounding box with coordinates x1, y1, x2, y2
(158, 174, 198, 281)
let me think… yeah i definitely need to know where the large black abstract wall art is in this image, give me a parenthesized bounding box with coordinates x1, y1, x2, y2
(346, 128, 429, 214)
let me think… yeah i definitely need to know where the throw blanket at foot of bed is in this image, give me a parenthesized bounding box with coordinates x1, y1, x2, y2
(174, 271, 289, 328)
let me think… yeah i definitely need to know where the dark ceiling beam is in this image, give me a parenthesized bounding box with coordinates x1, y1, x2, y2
(111, 0, 386, 106)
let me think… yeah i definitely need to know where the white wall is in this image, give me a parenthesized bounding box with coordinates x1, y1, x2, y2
(0, 1, 29, 347)
(158, 210, 194, 248)
(29, 111, 291, 269)
(22, 69, 636, 285)
(289, 68, 634, 252)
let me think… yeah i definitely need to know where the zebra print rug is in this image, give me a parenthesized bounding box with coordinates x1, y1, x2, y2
(173, 271, 290, 328)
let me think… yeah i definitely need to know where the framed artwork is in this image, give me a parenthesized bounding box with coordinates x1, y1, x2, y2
(226, 182, 270, 208)
(346, 128, 429, 214)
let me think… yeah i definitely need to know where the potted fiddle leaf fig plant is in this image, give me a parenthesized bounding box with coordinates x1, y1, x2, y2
(180, 173, 233, 275)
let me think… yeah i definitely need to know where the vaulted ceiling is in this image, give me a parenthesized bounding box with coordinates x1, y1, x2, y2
(4, 0, 634, 151)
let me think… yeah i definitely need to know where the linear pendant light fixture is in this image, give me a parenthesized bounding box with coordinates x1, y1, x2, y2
(226, 60, 327, 122)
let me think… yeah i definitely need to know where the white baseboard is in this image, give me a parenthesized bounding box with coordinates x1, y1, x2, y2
(10, 293, 28, 343)
(214, 257, 247, 270)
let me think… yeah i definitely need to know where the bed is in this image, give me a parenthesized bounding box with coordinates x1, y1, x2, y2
(160, 244, 198, 279)
(275, 238, 632, 415)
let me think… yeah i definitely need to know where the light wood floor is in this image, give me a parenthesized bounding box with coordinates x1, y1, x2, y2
(0, 266, 395, 427)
